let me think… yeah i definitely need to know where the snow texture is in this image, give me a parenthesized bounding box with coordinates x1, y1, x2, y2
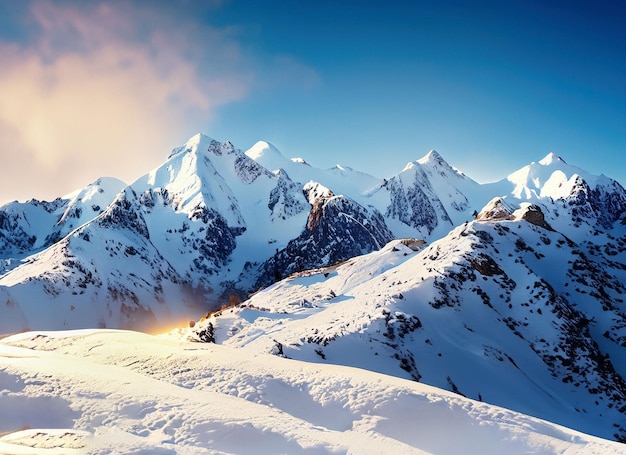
(0, 329, 623, 454)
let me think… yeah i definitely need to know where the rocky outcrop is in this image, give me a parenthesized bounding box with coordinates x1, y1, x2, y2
(255, 189, 394, 289)
(476, 197, 515, 221)
(565, 177, 626, 228)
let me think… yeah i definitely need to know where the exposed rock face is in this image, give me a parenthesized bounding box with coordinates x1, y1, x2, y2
(518, 204, 554, 231)
(384, 175, 443, 234)
(565, 177, 626, 228)
(97, 188, 150, 239)
(267, 170, 309, 221)
(303, 182, 335, 231)
(255, 186, 395, 289)
(187, 206, 240, 276)
(0, 210, 38, 257)
(470, 252, 504, 276)
(476, 197, 515, 221)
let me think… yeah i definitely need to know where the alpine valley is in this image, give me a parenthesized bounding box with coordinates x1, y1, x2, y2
(2, 133, 626, 452)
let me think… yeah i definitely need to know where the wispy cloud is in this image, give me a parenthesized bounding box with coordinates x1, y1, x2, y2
(0, 1, 253, 203)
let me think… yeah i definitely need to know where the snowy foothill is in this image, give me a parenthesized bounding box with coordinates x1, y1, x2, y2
(0, 329, 623, 454)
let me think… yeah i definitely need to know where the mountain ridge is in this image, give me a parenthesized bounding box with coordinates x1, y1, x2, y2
(2, 133, 625, 333)
(190, 203, 626, 441)
(2, 132, 626, 444)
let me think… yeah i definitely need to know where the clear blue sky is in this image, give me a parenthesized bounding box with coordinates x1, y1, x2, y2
(208, 0, 626, 183)
(0, 0, 624, 203)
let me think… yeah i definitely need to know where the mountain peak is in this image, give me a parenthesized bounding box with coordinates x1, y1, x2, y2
(244, 141, 290, 173)
(303, 181, 334, 204)
(332, 164, 353, 172)
(168, 133, 216, 159)
(184, 133, 216, 151)
(506, 152, 603, 201)
(418, 150, 444, 166)
(538, 152, 567, 166)
(245, 141, 283, 161)
(476, 197, 515, 221)
(400, 151, 444, 172)
(62, 177, 126, 202)
(291, 157, 309, 165)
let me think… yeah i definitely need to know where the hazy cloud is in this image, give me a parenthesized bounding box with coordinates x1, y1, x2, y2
(267, 55, 321, 91)
(0, 1, 252, 203)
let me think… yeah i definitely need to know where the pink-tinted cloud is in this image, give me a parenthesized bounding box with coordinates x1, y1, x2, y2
(0, 1, 251, 203)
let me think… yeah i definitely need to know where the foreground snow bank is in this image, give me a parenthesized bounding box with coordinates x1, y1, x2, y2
(0, 329, 622, 454)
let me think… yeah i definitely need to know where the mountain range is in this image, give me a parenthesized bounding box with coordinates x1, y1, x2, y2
(0, 134, 489, 332)
(2, 133, 626, 445)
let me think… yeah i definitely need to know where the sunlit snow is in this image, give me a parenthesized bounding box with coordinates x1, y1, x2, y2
(0, 329, 622, 454)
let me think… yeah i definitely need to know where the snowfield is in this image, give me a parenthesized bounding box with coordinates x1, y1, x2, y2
(0, 329, 623, 454)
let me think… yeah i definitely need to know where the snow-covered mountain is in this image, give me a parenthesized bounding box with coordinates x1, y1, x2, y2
(363, 150, 487, 239)
(252, 181, 395, 290)
(178, 149, 626, 443)
(0, 134, 495, 332)
(0, 177, 125, 273)
(503, 153, 626, 234)
(1, 135, 624, 335)
(2, 133, 626, 448)
(1, 135, 310, 331)
(245, 140, 381, 196)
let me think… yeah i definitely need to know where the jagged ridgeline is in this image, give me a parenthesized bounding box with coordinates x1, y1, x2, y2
(1, 136, 625, 332)
(3, 134, 626, 442)
(189, 187, 626, 443)
(0, 135, 488, 331)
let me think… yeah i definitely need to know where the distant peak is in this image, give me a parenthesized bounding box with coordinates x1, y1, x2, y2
(272, 168, 291, 180)
(62, 176, 126, 202)
(400, 161, 417, 172)
(246, 141, 282, 158)
(256, 140, 279, 150)
(262, 140, 280, 151)
(538, 152, 566, 166)
(168, 133, 215, 159)
(185, 133, 215, 149)
(291, 157, 309, 165)
(417, 150, 445, 166)
(92, 176, 126, 188)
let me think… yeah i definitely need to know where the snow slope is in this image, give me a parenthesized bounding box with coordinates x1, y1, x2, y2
(0, 329, 622, 454)
(190, 202, 626, 442)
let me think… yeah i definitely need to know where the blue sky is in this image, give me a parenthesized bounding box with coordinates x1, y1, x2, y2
(0, 0, 624, 203)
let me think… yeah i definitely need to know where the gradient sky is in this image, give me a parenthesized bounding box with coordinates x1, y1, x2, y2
(0, 0, 624, 204)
